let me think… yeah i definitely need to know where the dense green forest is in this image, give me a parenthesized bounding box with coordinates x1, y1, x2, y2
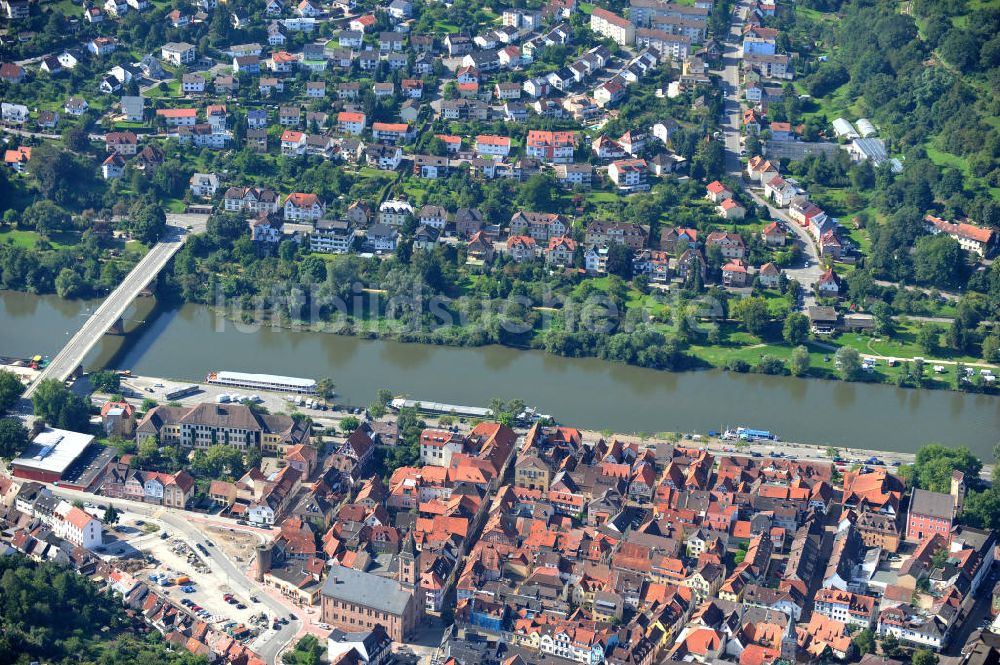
(0, 556, 206, 665)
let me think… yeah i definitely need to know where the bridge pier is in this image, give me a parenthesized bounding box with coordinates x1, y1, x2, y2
(108, 317, 126, 335)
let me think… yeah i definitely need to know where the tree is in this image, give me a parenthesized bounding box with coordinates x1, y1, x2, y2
(783, 312, 809, 345)
(284, 634, 324, 665)
(519, 173, 560, 212)
(129, 202, 167, 245)
(316, 378, 336, 403)
(90, 370, 121, 393)
(28, 144, 82, 207)
(962, 488, 1000, 530)
(63, 124, 90, 152)
(340, 416, 361, 434)
(55, 268, 84, 298)
(939, 29, 981, 71)
(983, 332, 1000, 363)
(913, 650, 939, 665)
(206, 212, 246, 245)
(835, 346, 862, 381)
(0, 370, 24, 413)
(880, 633, 901, 658)
(871, 301, 894, 336)
(103, 504, 120, 525)
(790, 345, 811, 377)
(141, 398, 158, 412)
(732, 297, 770, 337)
(917, 325, 939, 355)
(605, 243, 633, 280)
(21, 200, 71, 237)
(0, 417, 28, 459)
(911, 444, 982, 493)
(912, 357, 925, 386)
(137, 437, 161, 467)
(914, 235, 964, 288)
(853, 629, 875, 656)
(31, 379, 90, 430)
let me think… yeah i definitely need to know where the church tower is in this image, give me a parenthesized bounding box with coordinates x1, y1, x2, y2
(399, 531, 417, 590)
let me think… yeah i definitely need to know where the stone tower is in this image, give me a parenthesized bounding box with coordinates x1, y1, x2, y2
(951, 470, 966, 516)
(399, 530, 417, 590)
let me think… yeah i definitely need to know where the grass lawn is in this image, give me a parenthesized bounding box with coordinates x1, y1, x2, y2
(585, 190, 620, 205)
(797, 80, 863, 125)
(400, 181, 427, 204)
(833, 321, 981, 364)
(925, 142, 1000, 201)
(579, 2, 595, 13)
(688, 324, 839, 378)
(433, 21, 460, 34)
(357, 167, 395, 180)
(145, 80, 182, 99)
(164, 199, 187, 214)
(0, 229, 78, 250)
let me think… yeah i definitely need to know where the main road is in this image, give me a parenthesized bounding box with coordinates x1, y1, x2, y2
(715, 0, 823, 307)
(23, 214, 208, 400)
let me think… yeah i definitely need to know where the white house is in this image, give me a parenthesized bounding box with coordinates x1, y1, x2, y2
(475, 135, 512, 158)
(54, 502, 103, 550)
(160, 42, 196, 66)
(102, 153, 126, 180)
(284, 192, 326, 221)
(189, 173, 220, 197)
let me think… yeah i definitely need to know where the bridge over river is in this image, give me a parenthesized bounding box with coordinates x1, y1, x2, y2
(23, 213, 208, 399)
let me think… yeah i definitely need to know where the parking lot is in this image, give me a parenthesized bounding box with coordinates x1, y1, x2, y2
(109, 517, 281, 637)
(113, 374, 349, 430)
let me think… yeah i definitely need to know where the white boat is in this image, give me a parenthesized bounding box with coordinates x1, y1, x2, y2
(206, 370, 317, 394)
(722, 427, 778, 442)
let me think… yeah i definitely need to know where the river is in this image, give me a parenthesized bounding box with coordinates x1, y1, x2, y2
(2, 290, 999, 456)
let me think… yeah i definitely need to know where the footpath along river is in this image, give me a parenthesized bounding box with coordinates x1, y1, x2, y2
(2, 290, 999, 456)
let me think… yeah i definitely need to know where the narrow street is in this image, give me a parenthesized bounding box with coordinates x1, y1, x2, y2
(715, 0, 822, 308)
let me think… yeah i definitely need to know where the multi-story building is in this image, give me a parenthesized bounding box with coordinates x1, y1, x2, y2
(635, 29, 690, 60)
(525, 130, 577, 164)
(906, 488, 955, 542)
(310, 220, 356, 254)
(105, 131, 138, 155)
(284, 192, 326, 221)
(924, 215, 995, 257)
(590, 7, 635, 46)
(419, 429, 464, 467)
(224, 187, 280, 214)
(814, 589, 877, 629)
(372, 122, 413, 144)
(160, 42, 195, 65)
(53, 502, 103, 550)
(608, 159, 649, 193)
(378, 199, 414, 227)
(475, 135, 512, 158)
(321, 554, 419, 641)
(103, 466, 195, 508)
(136, 402, 309, 453)
(337, 111, 366, 135)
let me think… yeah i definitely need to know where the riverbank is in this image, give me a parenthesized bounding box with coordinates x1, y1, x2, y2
(90, 370, 995, 483)
(4, 292, 1000, 455)
(213, 306, 1000, 398)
